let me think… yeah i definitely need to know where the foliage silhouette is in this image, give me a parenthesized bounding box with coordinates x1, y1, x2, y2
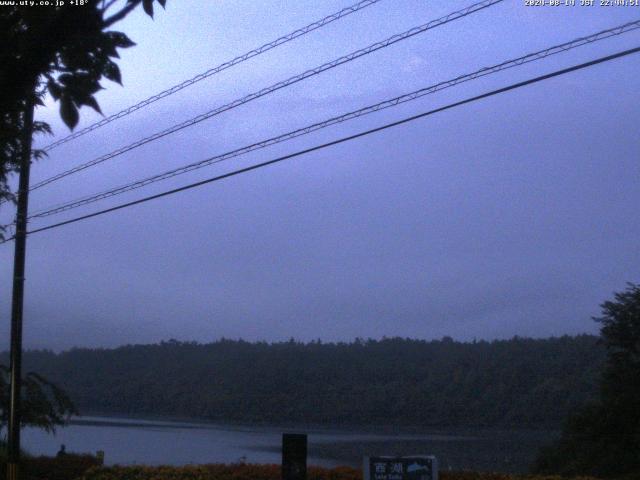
(0, 0, 167, 212)
(0, 364, 76, 436)
(533, 283, 640, 478)
(3, 335, 604, 429)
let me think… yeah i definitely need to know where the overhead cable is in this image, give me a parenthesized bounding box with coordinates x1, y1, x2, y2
(22, 46, 640, 237)
(42, 0, 385, 152)
(27, 20, 640, 220)
(29, 0, 504, 192)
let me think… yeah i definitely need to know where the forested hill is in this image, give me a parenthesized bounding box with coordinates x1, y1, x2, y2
(5, 335, 604, 429)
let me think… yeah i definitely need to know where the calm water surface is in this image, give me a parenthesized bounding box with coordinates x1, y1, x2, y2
(21, 416, 556, 473)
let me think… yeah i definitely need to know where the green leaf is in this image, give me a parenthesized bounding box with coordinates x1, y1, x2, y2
(103, 60, 122, 85)
(101, 37, 120, 58)
(58, 73, 74, 86)
(33, 121, 53, 135)
(47, 80, 62, 100)
(31, 149, 49, 161)
(107, 31, 136, 49)
(143, 0, 154, 18)
(60, 95, 79, 130)
(83, 95, 103, 115)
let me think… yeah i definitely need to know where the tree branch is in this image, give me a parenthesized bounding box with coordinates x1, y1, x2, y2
(101, 0, 121, 15)
(103, 0, 141, 28)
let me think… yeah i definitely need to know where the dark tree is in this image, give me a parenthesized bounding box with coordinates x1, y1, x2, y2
(0, 365, 76, 435)
(3, 335, 604, 430)
(534, 283, 640, 478)
(0, 0, 167, 213)
(598, 283, 640, 414)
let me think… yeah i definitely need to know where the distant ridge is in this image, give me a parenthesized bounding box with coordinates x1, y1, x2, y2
(2, 335, 604, 429)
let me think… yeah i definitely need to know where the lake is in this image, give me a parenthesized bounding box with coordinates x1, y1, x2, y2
(21, 416, 557, 474)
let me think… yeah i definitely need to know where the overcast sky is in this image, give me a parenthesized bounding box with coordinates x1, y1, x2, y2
(1, 0, 639, 351)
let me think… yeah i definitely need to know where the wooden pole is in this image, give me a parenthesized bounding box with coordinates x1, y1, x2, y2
(7, 93, 35, 480)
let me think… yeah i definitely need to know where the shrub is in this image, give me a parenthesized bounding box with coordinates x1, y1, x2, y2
(78, 464, 605, 480)
(0, 452, 101, 480)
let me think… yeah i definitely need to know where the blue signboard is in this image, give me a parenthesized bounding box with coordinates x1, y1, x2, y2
(364, 456, 438, 480)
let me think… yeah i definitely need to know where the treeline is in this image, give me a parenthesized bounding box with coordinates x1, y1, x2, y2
(3, 335, 604, 429)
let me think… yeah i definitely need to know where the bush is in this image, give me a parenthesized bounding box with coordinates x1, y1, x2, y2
(78, 464, 604, 480)
(0, 451, 101, 480)
(0, 457, 609, 480)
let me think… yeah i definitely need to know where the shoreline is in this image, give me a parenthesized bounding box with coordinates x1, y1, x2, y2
(68, 412, 559, 437)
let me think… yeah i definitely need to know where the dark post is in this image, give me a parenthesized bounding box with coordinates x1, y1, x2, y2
(282, 433, 307, 480)
(7, 94, 35, 480)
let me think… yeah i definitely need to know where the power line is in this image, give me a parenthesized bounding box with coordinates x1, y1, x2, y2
(41, 0, 385, 152)
(0, 229, 15, 245)
(28, 0, 504, 192)
(22, 46, 640, 238)
(26, 19, 640, 220)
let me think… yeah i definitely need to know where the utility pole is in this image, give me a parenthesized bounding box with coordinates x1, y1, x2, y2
(7, 93, 35, 480)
